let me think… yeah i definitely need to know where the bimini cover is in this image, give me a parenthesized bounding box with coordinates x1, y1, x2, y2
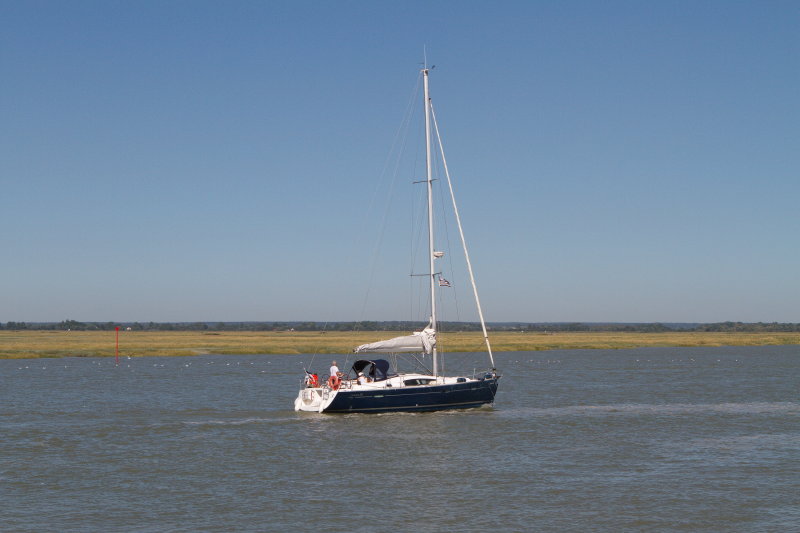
(351, 359, 391, 381)
(353, 328, 436, 355)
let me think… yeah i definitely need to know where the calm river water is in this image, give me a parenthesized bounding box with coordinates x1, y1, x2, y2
(1, 346, 798, 532)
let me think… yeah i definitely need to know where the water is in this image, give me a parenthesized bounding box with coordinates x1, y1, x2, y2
(1, 345, 798, 532)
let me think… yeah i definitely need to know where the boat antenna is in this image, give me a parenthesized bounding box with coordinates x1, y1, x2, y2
(421, 45, 436, 70)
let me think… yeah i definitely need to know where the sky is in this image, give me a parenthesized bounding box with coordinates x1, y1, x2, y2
(1, 0, 798, 324)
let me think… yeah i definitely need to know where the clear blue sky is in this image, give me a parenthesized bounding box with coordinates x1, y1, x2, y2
(2, 0, 798, 323)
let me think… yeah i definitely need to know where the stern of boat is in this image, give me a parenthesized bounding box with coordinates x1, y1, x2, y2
(294, 387, 337, 412)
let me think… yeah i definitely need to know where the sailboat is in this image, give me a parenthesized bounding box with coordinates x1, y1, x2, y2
(294, 66, 500, 413)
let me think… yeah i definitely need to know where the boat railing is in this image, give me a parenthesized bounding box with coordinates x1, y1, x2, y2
(313, 374, 355, 391)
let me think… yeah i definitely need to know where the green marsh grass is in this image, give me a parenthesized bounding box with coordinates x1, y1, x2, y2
(1, 330, 799, 359)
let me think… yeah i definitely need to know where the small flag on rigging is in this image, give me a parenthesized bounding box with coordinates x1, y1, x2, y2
(438, 276, 451, 287)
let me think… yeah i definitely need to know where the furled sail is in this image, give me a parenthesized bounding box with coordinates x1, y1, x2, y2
(354, 328, 436, 354)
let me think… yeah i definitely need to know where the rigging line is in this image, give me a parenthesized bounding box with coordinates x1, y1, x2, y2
(306, 320, 331, 372)
(433, 157, 463, 324)
(409, 169, 420, 320)
(427, 110, 459, 324)
(363, 74, 422, 240)
(409, 173, 430, 320)
(430, 102, 496, 368)
(435, 287, 448, 376)
(408, 74, 432, 324)
(357, 75, 422, 324)
(408, 92, 432, 325)
(425, 106, 465, 327)
(415, 275, 426, 329)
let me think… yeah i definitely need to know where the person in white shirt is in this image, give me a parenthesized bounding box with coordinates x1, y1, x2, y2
(330, 361, 341, 379)
(357, 372, 367, 385)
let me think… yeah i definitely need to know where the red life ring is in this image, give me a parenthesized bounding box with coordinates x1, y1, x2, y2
(327, 375, 340, 390)
(310, 374, 319, 387)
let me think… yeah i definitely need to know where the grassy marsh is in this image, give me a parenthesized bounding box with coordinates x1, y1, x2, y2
(1, 330, 799, 359)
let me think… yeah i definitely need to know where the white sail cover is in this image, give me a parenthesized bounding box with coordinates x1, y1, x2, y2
(354, 328, 436, 354)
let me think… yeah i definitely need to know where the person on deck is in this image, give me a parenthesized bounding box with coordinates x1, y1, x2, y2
(357, 372, 367, 385)
(330, 361, 342, 379)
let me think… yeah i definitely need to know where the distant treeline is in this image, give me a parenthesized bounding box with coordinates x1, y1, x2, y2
(3, 319, 800, 333)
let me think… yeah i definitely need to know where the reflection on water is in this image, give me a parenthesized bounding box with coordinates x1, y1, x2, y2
(1, 345, 798, 532)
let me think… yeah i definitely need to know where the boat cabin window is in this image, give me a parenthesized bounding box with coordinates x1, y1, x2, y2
(403, 378, 434, 386)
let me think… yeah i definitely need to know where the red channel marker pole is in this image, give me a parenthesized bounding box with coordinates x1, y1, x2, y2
(115, 326, 120, 365)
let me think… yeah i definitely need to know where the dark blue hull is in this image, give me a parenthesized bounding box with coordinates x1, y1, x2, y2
(322, 376, 500, 414)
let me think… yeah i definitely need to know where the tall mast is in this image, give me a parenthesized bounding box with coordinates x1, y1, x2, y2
(422, 67, 438, 377)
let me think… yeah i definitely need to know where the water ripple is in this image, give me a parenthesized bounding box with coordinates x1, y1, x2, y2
(499, 401, 800, 418)
(1, 348, 798, 532)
